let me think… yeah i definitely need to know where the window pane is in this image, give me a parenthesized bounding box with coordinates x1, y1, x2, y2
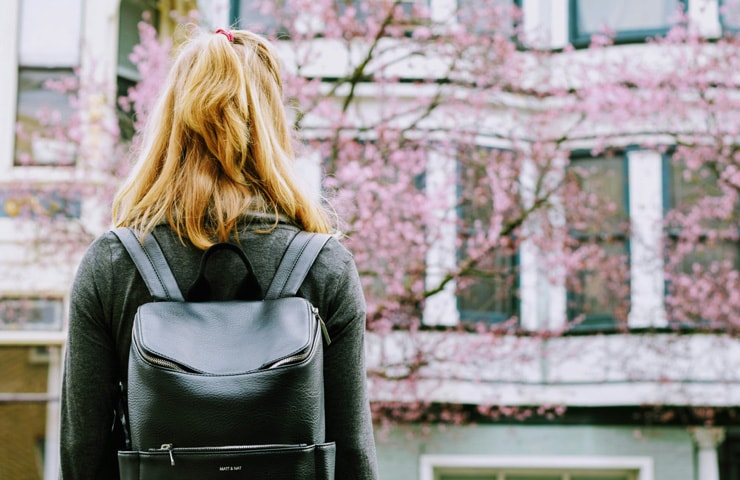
(507, 475, 562, 480)
(458, 0, 516, 35)
(722, 0, 740, 31)
(457, 248, 517, 323)
(669, 162, 733, 229)
(568, 240, 630, 327)
(236, 0, 431, 33)
(118, 0, 158, 81)
(667, 160, 739, 271)
(577, 240, 629, 317)
(575, 0, 680, 37)
(458, 156, 518, 324)
(14, 69, 77, 166)
(0, 299, 63, 331)
(673, 240, 740, 273)
(0, 187, 82, 219)
(235, 0, 284, 33)
(571, 156, 628, 234)
(440, 476, 496, 480)
(567, 156, 629, 327)
(336, 0, 430, 27)
(670, 162, 724, 205)
(572, 476, 631, 480)
(19, 0, 82, 67)
(388, 0, 429, 19)
(439, 470, 633, 480)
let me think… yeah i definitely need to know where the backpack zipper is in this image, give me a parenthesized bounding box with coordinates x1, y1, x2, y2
(157, 443, 176, 466)
(267, 331, 316, 368)
(315, 306, 332, 346)
(134, 306, 329, 372)
(133, 330, 190, 373)
(267, 307, 328, 369)
(152, 442, 309, 466)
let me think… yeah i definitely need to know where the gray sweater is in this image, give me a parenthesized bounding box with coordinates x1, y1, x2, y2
(60, 219, 379, 479)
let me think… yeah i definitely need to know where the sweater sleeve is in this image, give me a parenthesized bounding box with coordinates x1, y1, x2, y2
(322, 253, 379, 480)
(60, 236, 122, 479)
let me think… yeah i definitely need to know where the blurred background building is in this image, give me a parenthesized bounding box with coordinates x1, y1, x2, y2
(0, 1, 738, 479)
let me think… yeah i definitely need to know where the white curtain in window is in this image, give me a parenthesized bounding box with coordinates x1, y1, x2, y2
(577, 0, 680, 34)
(18, 0, 82, 66)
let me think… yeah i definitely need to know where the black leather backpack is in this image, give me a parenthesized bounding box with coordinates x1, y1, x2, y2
(112, 228, 335, 479)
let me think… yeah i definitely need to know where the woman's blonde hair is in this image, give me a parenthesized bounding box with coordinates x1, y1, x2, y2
(112, 29, 332, 249)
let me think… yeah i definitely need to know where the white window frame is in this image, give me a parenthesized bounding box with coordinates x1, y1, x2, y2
(0, 0, 21, 174)
(0, 297, 67, 345)
(423, 149, 459, 326)
(420, 455, 654, 480)
(626, 150, 666, 328)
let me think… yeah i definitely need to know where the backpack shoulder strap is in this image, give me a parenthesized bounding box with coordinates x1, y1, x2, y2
(111, 228, 185, 302)
(264, 232, 332, 300)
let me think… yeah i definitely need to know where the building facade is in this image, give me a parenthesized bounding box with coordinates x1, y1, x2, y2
(0, 1, 738, 479)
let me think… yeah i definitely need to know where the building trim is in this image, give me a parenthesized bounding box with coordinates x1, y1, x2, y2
(367, 331, 740, 406)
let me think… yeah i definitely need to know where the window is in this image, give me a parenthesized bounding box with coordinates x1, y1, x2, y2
(720, 429, 740, 480)
(117, 0, 161, 141)
(0, 298, 64, 332)
(232, 0, 431, 35)
(664, 158, 739, 271)
(720, 0, 740, 33)
(366, 0, 429, 21)
(566, 154, 630, 329)
(333, 0, 431, 28)
(457, 149, 519, 325)
(457, 0, 519, 36)
(232, 0, 288, 35)
(439, 474, 633, 480)
(424, 454, 649, 480)
(663, 157, 740, 326)
(0, 187, 82, 219)
(14, 0, 82, 166)
(569, 0, 683, 47)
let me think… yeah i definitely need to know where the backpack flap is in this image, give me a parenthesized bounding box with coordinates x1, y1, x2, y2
(127, 297, 327, 450)
(133, 297, 317, 374)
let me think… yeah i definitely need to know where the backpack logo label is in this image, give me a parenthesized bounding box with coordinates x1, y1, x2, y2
(219, 465, 243, 471)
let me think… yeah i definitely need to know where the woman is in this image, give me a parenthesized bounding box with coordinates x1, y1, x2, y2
(60, 28, 378, 479)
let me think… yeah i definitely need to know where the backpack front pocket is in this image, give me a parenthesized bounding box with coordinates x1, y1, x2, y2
(118, 442, 336, 480)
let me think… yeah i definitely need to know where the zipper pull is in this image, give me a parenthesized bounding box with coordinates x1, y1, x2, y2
(159, 443, 175, 466)
(313, 307, 331, 346)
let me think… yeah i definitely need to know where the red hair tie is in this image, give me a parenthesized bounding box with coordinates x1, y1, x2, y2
(215, 28, 234, 42)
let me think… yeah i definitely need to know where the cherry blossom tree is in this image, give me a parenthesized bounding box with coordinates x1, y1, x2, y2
(21, 0, 740, 424)
(245, 0, 740, 422)
(248, 3, 739, 325)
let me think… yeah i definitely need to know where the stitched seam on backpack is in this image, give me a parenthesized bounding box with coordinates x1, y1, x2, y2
(280, 237, 311, 297)
(140, 241, 171, 300)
